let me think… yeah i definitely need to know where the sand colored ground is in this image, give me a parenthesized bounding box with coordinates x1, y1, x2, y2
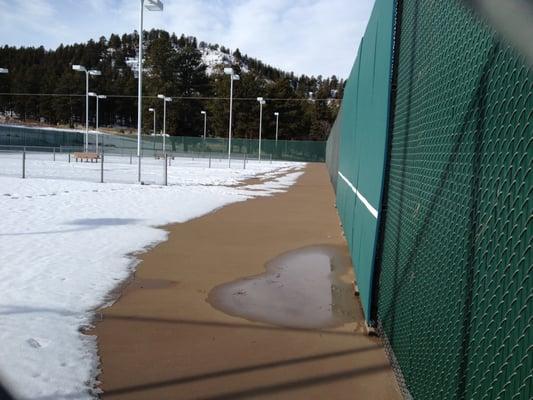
(93, 163, 400, 400)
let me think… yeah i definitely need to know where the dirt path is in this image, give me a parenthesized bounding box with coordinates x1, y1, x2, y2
(93, 163, 400, 400)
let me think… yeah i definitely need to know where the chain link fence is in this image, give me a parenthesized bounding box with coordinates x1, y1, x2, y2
(0, 125, 326, 162)
(374, 1, 532, 399)
(327, 0, 531, 398)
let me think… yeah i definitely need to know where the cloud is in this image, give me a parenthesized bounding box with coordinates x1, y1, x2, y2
(0, 0, 375, 78)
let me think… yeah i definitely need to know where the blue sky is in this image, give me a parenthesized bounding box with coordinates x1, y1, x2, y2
(0, 0, 375, 78)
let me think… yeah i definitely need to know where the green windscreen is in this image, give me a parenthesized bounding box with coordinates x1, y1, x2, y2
(0, 125, 326, 162)
(328, 0, 396, 320)
(375, 1, 532, 399)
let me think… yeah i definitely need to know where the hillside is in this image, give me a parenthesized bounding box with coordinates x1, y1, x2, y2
(0, 30, 344, 140)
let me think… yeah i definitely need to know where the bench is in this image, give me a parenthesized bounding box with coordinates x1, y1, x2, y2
(73, 152, 100, 162)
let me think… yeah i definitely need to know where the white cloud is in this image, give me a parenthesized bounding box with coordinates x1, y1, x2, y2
(0, 0, 375, 78)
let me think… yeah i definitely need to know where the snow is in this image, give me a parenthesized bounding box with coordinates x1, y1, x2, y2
(0, 152, 304, 399)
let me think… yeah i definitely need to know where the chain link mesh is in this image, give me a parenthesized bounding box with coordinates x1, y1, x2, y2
(375, 1, 532, 399)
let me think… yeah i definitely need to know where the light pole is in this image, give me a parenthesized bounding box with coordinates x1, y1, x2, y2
(223, 67, 240, 163)
(274, 112, 280, 142)
(73, 65, 101, 152)
(137, 0, 163, 181)
(201, 111, 207, 140)
(157, 94, 171, 153)
(0, 69, 7, 119)
(257, 97, 266, 161)
(0, 69, 7, 120)
(148, 107, 156, 136)
(89, 93, 106, 153)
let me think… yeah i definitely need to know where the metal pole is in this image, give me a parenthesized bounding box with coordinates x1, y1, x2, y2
(258, 102, 263, 161)
(228, 76, 233, 164)
(85, 71, 89, 152)
(164, 153, 168, 186)
(275, 113, 279, 142)
(138, 154, 142, 182)
(68, 153, 71, 163)
(243, 152, 247, 169)
(162, 100, 166, 154)
(53, 147, 56, 161)
(95, 96, 99, 154)
(137, 0, 144, 161)
(203, 112, 207, 140)
(22, 149, 26, 179)
(100, 153, 104, 183)
(270, 153, 272, 164)
(153, 109, 156, 137)
(209, 151, 211, 168)
(130, 152, 132, 165)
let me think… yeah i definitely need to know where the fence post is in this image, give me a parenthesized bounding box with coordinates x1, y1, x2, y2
(22, 149, 26, 179)
(164, 153, 168, 186)
(209, 152, 212, 168)
(130, 152, 132, 165)
(100, 153, 104, 183)
(53, 147, 56, 161)
(243, 152, 247, 170)
(68, 153, 71, 163)
(270, 154, 273, 164)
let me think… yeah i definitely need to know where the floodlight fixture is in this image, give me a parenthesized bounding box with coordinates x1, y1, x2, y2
(148, 108, 155, 112)
(88, 70, 101, 76)
(0, 68, 9, 74)
(145, 0, 163, 11)
(88, 92, 97, 97)
(72, 65, 86, 72)
(157, 94, 165, 99)
(98, 95, 107, 99)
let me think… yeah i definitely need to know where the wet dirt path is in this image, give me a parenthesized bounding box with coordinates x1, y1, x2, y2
(93, 163, 400, 400)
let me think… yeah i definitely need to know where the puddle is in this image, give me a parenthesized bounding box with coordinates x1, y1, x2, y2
(207, 245, 358, 329)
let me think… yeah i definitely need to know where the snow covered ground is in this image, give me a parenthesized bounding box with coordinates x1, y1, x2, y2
(0, 153, 305, 399)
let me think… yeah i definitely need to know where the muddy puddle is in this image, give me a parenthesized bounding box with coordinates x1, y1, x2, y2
(207, 245, 358, 329)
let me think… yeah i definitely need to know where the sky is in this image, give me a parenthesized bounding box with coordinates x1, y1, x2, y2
(0, 0, 375, 79)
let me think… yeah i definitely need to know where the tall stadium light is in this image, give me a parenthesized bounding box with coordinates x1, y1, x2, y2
(201, 111, 207, 140)
(257, 97, 266, 161)
(274, 112, 280, 142)
(137, 0, 164, 179)
(73, 65, 101, 152)
(224, 67, 239, 163)
(89, 93, 106, 153)
(148, 107, 156, 136)
(157, 94, 171, 153)
(0, 68, 8, 74)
